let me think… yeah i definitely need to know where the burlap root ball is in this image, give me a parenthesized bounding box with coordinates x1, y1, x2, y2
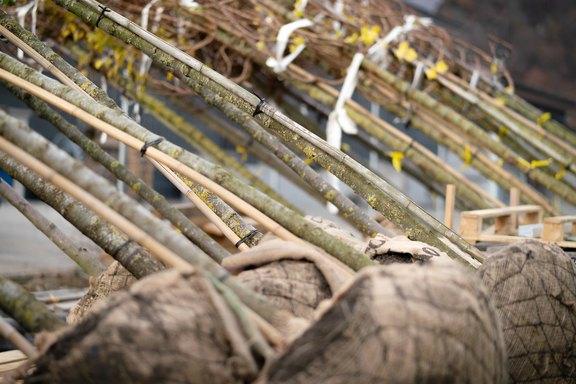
(478, 240, 576, 383)
(236, 259, 332, 320)
(26, 269, 259, 384)
(264, 262, 508, 384)
(67, 261, 137, 325)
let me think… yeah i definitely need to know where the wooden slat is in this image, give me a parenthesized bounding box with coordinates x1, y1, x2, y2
(463, 234, 576, 249)
(460, 205, 542, 219)
(542, 216, 576, 242)
(0, 350, 27, 374)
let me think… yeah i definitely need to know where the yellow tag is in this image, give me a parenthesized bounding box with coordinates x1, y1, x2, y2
(391, 152, 404, 173)
(498, 126, 508, 138)
(166, 72, 174, 81)
(341, 143, 350, 153)
(504, 85, 514, 95)
(94, 58, 105, 70)
(344, 32, 359, 44)
(235, 145, 248, 162)
(425, 67, 437, 80)
(464, 145, 472, 165)
(435, 60, 449, 74)
(497, 158, 504, 167)
(394, 41, 418, 63)
(360, 25, 380, 46)
(490, 61, 498, 74)
(256, 41, 266, 51)
(555, 168, 567, 180)
(537, 112, 551, 127)
(293, 0, 304, 16)
(531, 158, 552, 168)
(518, 157, 532, 169)
(495, 97, 506, 106)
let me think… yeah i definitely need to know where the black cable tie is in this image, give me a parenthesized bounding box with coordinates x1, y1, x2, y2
(235, 229, 259, 248)
(113, 239, 133, 257)
(403, 139, 415, 154)
(252, 98, 266, 117)
(96, 5, 111, 27)
(139, 137, 164, 157)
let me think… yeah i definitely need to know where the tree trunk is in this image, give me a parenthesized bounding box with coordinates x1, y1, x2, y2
(3, 81, 230, 263)
(0, 276, 64, 333)
(0, 153, 164, 279)
(0, 179, 106, 276)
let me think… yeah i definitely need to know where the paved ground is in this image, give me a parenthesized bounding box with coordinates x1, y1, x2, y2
(0, 200, 99, 277)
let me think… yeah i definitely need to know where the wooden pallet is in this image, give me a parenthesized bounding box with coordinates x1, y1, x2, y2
(542, 215, 576, 242)
(0, 350, 27, 380)
(460, 205, 576, 248)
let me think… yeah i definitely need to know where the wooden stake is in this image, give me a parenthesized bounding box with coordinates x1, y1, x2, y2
(509, 187, 520, 229)
(0, 317, 37, 359)
(444, 184, 456, 229)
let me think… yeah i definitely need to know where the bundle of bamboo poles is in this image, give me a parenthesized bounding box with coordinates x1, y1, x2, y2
(0, 0, 574, 376)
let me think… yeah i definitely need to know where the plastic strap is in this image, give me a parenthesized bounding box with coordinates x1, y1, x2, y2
(235, 229, 259, 248)
(266, 19, 314, 73)
(139, 137, 164, 157)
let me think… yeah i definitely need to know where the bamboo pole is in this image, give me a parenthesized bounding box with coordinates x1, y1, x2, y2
(0, 276, 64, 332)
(362, 60, 576, 207)
(392, 100, 559, 215)
(151, 158, 250, 251)
(2, 81, 230, 263)
(443, 72, 576, 160)
(0, 108, 220, 269)
(245, 2, 576, 207)
(0, 317, 37, 358)
(0, 136, 193, 271)
(0, 9, 117, 108)
(0, 20, 257, 258)
(0, 179, 107, 276)
(437, 76, 576, 176)
(198, 85, 388, 237)
(52, 0, 484, 266)
(126, 83, 295, 212)
(499, 92, 576, 148)
(298, 77, 502, 209)
(177, 173, 264, 247)
(0, 136, 292, 335)
(166, 94, 318, 197)
(0, 153, 165, 279)
(0, 62, 374, 271)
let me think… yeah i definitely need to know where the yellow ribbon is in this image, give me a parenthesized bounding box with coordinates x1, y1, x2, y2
(391, 152, 404, 172)
(537, 112, 551, 127)
(235, 145, 248, 162)
(531, 158, 552, 168)
(555, 168, 567, 180)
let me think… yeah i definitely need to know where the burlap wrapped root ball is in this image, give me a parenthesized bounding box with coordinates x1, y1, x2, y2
(478, 240, 576, 383)
(223, 238, 354, 320)
(234, 259, 331, 320)
(26, 269, 261, 383)
(67, 261, 137, 325)
(264, 262, 508, 383)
